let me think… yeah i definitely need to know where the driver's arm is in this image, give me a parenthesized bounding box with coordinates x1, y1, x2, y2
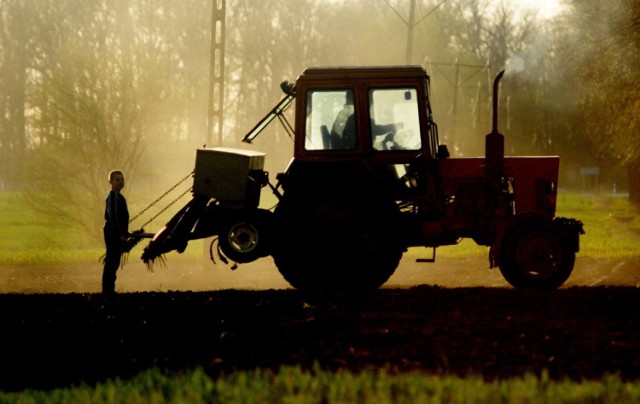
(371, 120, 403, 136)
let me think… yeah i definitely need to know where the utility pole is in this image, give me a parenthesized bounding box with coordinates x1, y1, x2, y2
(207, 0, 226, 146)
(205, 0, 226, 264)
(405, 0, 416, 64)
(450, 58, 460, 149)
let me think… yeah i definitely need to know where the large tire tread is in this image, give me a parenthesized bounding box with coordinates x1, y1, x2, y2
(272, 191, 403, 293)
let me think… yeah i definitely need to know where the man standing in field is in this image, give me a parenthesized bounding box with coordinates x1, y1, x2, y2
(102, 170, 129, 295)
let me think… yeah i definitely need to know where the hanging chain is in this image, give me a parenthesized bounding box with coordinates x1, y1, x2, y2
(135, 186, 193, 230)
(129, 171, 194, 228)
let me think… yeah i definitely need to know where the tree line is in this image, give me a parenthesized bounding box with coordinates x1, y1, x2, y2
(0, 0, 637, 243)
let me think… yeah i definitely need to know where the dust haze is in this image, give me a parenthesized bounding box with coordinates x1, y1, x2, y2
(2, 254, 640, 294)
(1, 0, 638, 291)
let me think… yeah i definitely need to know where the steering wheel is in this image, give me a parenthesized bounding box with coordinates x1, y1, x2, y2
(382, 131, 402, 150)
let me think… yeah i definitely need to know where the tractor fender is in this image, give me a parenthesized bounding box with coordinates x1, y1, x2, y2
(551, 217, 585, 253)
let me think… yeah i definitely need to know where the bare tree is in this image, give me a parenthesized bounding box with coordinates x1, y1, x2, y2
(434, 0, 541, 155)
(22, 0, 200, 243)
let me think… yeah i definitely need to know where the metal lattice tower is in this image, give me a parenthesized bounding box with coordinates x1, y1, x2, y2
(208, 0, 225, 146)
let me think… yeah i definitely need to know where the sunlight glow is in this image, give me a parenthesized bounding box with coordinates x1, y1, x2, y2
(506, 0, 565, 19)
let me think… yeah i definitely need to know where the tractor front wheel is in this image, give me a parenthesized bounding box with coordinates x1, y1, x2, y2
(499, 223, 575, 289)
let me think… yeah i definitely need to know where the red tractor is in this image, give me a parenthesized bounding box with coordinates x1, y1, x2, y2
(140, 66, 584, 292)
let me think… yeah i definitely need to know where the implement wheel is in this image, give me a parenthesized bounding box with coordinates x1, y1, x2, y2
(218, 210, 272, 264)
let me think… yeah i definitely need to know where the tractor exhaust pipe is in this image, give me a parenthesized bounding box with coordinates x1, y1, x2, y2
(491, 70, 505, 134)
(486, 70, 506, 184)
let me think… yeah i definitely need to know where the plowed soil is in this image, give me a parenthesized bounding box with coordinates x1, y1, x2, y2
(1, 255, 639, 392)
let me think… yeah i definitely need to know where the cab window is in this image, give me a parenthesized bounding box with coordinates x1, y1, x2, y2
(305, 89, 357, 150)
(369, 88, 421, 151)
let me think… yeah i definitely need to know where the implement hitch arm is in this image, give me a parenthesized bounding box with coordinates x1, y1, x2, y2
(140, 194, 210, 263)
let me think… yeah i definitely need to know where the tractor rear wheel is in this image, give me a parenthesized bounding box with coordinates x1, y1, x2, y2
(499, 223, 575, 289)
(272, 193, 403, 293)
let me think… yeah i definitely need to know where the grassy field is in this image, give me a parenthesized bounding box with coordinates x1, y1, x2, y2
(556, 193, 640, 259)
(0, 191, 205, 266)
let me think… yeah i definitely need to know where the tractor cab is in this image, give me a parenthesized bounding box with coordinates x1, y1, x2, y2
(287, 66, 442, 200)
(292, 66, 439, 158)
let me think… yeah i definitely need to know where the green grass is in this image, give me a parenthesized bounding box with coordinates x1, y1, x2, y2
(0, 191, 207, 266)
(2, 191, 640, 266)
(556, 193, 640, 259)
(2, 367, 639, 403)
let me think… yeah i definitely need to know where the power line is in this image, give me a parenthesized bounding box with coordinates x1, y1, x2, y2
(383, 0, 451, 64)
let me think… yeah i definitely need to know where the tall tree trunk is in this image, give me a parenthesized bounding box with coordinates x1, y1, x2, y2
(0, 43, 27, 190)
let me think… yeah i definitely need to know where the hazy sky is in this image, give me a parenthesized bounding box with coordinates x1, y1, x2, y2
(504, 0, 565, 19)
